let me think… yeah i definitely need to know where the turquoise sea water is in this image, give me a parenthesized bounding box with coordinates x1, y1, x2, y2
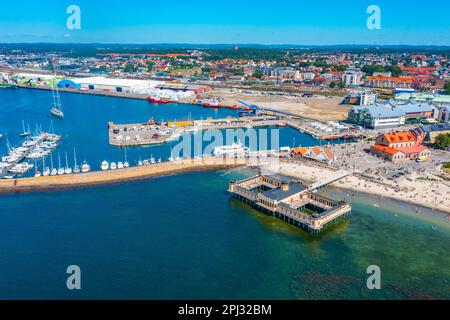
(0, 89, 449, 299)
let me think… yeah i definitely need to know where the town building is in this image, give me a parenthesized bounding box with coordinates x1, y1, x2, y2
(342, 70, 364, 86)
(370, 130, 431, 162)
(420, 123, 450, 143)
(348, 102, 438, 129)
(365, 75, 414, 89)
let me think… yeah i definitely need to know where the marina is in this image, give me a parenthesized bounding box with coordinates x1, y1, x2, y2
(0, 132, 61, 179)
(0, 157, 247, 192)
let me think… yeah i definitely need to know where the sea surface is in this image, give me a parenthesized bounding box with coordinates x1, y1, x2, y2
(0, 88, 449, 299)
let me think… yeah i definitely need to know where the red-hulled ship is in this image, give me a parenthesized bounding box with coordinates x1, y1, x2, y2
(147, 97, 170, 104)
(202, 99, 220, 108)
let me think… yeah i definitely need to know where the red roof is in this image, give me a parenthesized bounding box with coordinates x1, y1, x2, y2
(371, 145, 401, 156)
(383, 132, 416, 144)
(396, 145, 429, 154)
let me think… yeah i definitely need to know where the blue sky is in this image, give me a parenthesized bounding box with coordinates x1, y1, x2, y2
(0, 0, 449, 45)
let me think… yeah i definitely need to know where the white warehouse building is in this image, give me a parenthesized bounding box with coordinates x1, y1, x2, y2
(65, 77, 164, 94)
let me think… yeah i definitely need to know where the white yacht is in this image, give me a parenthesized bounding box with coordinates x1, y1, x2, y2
(110, 162, 117, 170)
(117, 162, 124, 169)
(64, 153, 72, 174)
(81, 161, 91, 173)
(101, 161, 109, 171)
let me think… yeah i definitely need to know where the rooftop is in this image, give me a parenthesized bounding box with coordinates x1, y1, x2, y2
(263, 182, 308, 201)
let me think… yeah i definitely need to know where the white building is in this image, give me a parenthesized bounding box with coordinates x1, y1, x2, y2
(67, 77, 164, 94)
(342, 70, 363, 86)
(359, 91, 378, 106)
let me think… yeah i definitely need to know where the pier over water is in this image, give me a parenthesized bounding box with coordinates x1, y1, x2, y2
(228, 174, 351, 234)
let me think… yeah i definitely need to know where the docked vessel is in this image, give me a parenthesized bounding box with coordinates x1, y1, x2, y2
(81, 161, 91, 173)
(147, 96, 170, 104)
(101, 161, 109, 171)
(110, 162, 117, 170)
(202, 98, 220, 108)
(213, 142, 249, 158)
(20, 120, 32, 138)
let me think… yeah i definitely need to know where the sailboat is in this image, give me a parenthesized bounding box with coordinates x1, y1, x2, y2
(42, 157, 50, 176)
(57, 152, 65, 175)
(50, 154, 57, 176)
(73, 148, 80, 173)
(123, 148, 130, 168)
(20, 120, 32, 138)
(64, 152, 72, 174)
(50, 81, 64, 119)
(34, 160, 41, 177)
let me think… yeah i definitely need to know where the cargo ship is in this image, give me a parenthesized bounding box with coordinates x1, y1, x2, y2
(147, 97, 170, 104)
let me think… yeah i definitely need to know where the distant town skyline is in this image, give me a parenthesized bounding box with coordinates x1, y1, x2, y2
(0, 0, 449, 45)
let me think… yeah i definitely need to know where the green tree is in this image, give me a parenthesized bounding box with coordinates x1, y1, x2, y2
(434, 133, 450, 149)
(252, 70, 264, 79)
(444, 82, 450, 94)
(329, 81, 336, 88)
(147, 62, 154, 72)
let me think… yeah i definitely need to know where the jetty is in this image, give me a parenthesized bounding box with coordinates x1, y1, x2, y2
(0, 157, 247, 193)
(228, 174, 351, 234)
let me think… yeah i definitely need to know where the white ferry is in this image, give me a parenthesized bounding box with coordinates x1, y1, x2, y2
(213, 142, 249, 158)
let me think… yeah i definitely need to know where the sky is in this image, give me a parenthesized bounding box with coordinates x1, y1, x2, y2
(0, 0, 449, 45)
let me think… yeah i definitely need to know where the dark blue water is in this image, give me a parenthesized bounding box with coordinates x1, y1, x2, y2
(0, 89, 449, 299)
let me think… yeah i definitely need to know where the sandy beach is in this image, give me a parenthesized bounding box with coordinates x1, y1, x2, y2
(262, 161, 450, 215)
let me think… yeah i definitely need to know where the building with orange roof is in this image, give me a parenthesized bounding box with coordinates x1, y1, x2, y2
(290, 146, 336, 164)
(371, 129, 431, 162)
(366, 75, 414, 89)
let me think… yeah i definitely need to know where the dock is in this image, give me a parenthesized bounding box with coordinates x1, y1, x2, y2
(109, 115, 286, 147)
(228, 174, 351, 234)
(0, 157, 248, 193)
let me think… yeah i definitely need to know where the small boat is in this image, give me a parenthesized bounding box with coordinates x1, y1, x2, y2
(73, 149, 80, 173)
(147, 96, 170, 104)
(0, 133, 3, 140)
(51, 168, 58, 176)
(117, 162, 124, 169)
(123, 148, 129, 168)
(101, 161, 109, 171)
(20, 120, 32, 138)
(110, 162, 117, 170)
(64, 153, 72, 174)
(81, 161, 90, 173)
(50, 107, 64, 119)
(43, 167, 50, 176)
(57, 152, 65, 175)
(50, 83, 64, 119)
(137, 160, 143, 167)
(34, 171, 41, 178)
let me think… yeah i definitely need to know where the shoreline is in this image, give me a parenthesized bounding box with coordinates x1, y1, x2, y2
(263, 161, 450, 216)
